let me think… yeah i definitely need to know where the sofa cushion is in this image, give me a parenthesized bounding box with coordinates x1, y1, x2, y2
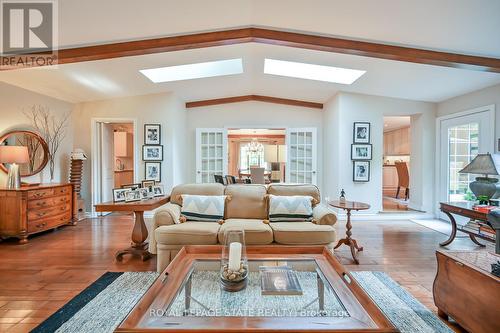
(218, 219, 273, 245)
(267, 184, 321, 206)
(270, 222, 336, 245)
(268, 194, 313, 222)
(224, 184, 268, 219)
(170, 183, 225, 206)
(155, 222, 220, 245)
(181, 194, 226, 222)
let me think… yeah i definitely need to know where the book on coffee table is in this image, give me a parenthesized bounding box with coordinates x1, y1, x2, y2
(259, 266, 303, 296)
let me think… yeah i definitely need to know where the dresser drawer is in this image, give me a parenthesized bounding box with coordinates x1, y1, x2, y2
(54, 186, 71, 196)
(28, 194, 71, 209)
(28, 202, 71, 221)
(27, 211, 72, 233)
(28, 188, 55, 200)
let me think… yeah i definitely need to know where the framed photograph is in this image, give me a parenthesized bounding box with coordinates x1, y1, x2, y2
(122, 183, 141, 190)
(144, 124, 161, 145)
(142, 145, 163, 161)
(353, 161, 370, 182)
(112, 188, 127, 202)
(353, 122, 370, 143)
(144, 162, 161, 182)
(141, 179, 156, 188)
(125, 189, 141, 202)
(351, 144, 372, 160)
(152, 185, 165, 197)
(139, 187, 150, 200)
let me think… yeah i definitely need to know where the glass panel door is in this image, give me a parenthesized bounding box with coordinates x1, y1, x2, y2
(286, 128, 317, 185)
(439, 108, 494, 205)
(196, 128, 227, 183)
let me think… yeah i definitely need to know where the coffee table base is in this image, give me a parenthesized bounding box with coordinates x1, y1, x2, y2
(116, 242, 152, 261)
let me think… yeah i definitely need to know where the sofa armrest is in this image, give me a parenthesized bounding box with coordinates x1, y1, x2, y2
(313, 205, 337, 226)
(149, 202, 181, 254)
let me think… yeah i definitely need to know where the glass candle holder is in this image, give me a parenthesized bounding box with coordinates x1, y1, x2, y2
(220, 229, 248, 292)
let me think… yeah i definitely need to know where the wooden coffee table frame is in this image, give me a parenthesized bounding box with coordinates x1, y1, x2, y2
(117, 246, 397, 332)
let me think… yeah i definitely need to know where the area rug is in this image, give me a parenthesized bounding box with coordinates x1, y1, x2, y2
(32, 271, 453, 333)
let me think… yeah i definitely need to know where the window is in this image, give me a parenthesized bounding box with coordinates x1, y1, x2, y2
(239, 141, 267, 170)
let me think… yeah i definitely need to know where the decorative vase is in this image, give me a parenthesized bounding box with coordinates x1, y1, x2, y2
(220, 230, 248, 292)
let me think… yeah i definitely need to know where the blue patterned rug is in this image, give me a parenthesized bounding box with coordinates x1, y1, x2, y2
(32, 271, 453, 333)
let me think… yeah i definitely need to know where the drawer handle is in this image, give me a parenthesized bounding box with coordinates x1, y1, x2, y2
(37, 213, 46, 217)
(36, 202, 47, 207)
(455, 261, 464, 267)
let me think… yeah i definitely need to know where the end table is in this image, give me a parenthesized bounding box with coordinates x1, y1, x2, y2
(329, 200, 370, 264)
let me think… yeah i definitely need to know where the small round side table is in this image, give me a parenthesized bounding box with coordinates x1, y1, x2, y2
(329, 200, 370, 264)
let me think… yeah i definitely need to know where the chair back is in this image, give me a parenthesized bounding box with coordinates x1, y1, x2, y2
(250, 167, 265, 184)
(225, 175, 236, 184)
(214, 174, 226, 185)
(394, 162, 409, 188)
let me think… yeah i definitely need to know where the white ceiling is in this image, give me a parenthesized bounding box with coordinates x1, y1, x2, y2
(1, 43, 499, 104)
(58, 0, 500, 58)
(384, 116, 411, 132)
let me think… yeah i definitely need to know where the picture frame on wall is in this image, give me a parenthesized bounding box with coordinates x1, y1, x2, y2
(351, 144, 372, 160)
(353, 161, 370, 182)
(142, 145, 163, 161)
(144, 162, 161, 183)
(144, 124, 161, 145)
(353, 122, 370, 143)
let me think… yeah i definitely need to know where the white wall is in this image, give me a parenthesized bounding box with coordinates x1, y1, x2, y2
(438, 83, 500, 144)
(0, 82, 74, 185)
(323, 92, 436, 214)
(72, 92, 187, 211)
(186, 101, 325, 189)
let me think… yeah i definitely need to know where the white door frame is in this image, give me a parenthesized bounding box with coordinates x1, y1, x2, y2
(90, 117, 139, 215)
(286, 127, 318, 185)
(195, 128, 228, 183)
(434, 104, 495, 216)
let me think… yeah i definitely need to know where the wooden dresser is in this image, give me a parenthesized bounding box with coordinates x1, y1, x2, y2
(0, 183, 75, 244)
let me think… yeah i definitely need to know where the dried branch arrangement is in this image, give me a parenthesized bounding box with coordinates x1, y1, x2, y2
(24, 105, 70, 181)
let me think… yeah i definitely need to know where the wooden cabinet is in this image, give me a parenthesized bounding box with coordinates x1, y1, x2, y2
(114, 170, 134, 188)
(114, 132, 133, 157)
(0, 184, 75, 244)
(384, 127, 410, 155)
(383, 166, 398, 190)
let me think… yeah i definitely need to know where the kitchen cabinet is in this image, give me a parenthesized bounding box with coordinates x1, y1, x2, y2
(114, 132, 133, 157)
(384, 127, 410, 155)
(383, 166, 398, 190)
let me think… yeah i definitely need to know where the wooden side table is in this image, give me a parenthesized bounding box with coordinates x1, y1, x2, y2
(329, 200, 370, 264)
(95, 196, 169, 261)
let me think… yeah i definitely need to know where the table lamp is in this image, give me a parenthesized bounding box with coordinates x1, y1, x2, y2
(459, 153, 500, 201)
(0, 146, 29, 189)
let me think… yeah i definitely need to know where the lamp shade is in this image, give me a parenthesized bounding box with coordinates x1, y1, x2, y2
(0, 146, 29, 164)
(459, 153, 500, 176)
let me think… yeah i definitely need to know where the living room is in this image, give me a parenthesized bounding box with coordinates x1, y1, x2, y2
(0, 1, 499, 332)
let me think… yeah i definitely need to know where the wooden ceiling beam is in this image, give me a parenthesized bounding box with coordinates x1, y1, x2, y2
(1, 27, 499, 72)
(185, 95, 323, 109)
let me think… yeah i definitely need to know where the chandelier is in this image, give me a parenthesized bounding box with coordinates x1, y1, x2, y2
(245, 139, 264, 153)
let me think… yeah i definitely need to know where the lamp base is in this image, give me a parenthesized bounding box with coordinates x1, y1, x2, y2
(6, 163, 21, 189)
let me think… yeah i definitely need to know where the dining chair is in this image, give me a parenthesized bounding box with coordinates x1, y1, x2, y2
(394, 161, 409, 200)
(250, 167, 265, 184)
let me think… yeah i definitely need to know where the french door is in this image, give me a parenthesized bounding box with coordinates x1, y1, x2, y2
(286, 128, 317, 185)
(196, 128, 228, 183)
(438, 107, 494, 206)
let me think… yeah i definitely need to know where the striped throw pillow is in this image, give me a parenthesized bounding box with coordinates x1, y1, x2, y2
(181, 195, 226, 222)
(268, 195, 313, 222)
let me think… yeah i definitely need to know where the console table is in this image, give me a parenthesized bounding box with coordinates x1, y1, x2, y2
(95, 196, 169, 261)
(439, 202, 493, 247)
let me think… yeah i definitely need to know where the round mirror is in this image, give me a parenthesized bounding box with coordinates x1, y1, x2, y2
(0, 130, 49, 177)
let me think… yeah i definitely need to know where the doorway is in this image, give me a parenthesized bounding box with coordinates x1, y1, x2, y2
(91, 119, 137, 214)
(437, 106, 495, 211)
(382, 116, 413, 212)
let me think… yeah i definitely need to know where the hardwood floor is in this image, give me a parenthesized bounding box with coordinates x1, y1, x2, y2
(0, 215, 482, 332)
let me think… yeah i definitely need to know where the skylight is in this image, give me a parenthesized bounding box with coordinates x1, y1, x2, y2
(264, 59, 365, 84)
(140, 58, 243, 83)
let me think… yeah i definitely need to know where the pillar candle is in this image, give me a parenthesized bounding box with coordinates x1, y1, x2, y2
(228, 242, 242, 271)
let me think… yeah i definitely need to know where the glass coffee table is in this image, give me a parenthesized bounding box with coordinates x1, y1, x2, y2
(117, 246, 396, 332)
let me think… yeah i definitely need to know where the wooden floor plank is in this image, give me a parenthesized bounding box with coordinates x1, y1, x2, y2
(0, 215, 479, 332)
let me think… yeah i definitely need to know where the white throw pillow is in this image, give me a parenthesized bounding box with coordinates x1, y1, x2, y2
(181, 194, 226, 222)
(268, 195, 313, 222)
